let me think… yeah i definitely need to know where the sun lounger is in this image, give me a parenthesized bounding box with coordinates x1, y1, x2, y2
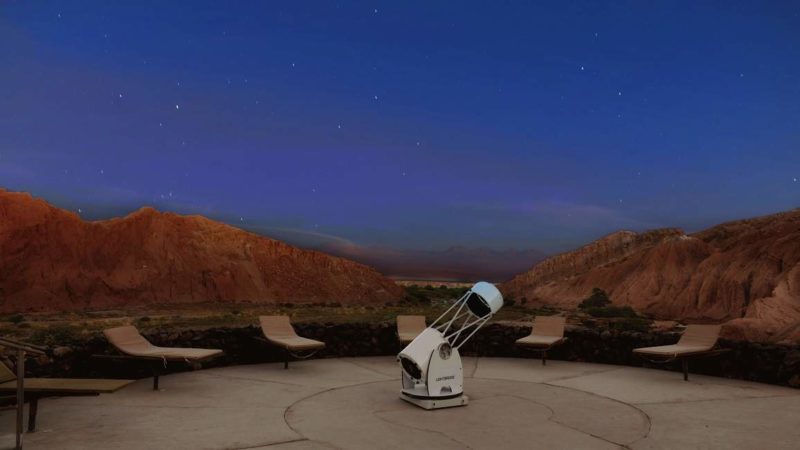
(102, 325, 222, 389)
(633, 324, 726, 381)
(396, 315, 427, 345)
(258, 316, 325, 369)
(0, 362, 133, 432)
(515, 316, 567, 365)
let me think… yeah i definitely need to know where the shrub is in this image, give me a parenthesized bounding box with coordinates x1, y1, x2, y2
(404, 286, 431, 304)
(578, 288, 611, 309)
(609, 317, 652, 333)
(30, 324, 83, 346)
(584, 305, 638, 318)
(7, 314, 25, 325)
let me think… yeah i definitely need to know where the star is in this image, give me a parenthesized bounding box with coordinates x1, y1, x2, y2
(291, 62, 296, 68)
(580, 66, 585, 71)
(159, 122, 163, 127)
(175, 104, 180, 110)
(373, 95, 379, 100)
(740, 73, 744, 78)
(374, 8, 378, 14)
(337, 124, 342, 129)
(794, 177, 798, 182)
(402, 172, 407, 176)
(99, 169, 104, 175)
(57, 13, 61, 19)
(118, 93, 123, 98)
(617, 91, 622, 96)
(77, 208, 82, 213)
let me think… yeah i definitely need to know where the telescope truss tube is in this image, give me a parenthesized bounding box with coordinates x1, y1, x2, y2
(397, 281, 503, 410)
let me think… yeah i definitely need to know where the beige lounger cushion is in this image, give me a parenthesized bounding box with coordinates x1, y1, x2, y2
(104, 326, 222, 361)
(516, 316, 566, 348)
(0, 362, 15, 383)
(516, 335, 563, 347)
(633, 324, 721, 358)
(259, 316, 325, 351)
(397, 315, 427, 344)
(0, 378, 133, 394)
(0, 362, 133, 394)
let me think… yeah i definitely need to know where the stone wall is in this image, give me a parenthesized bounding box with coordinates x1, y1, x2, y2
(11, 322, 800, 388)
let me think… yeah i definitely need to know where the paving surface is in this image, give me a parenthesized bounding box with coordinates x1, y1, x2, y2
(1, 357, 798, 449)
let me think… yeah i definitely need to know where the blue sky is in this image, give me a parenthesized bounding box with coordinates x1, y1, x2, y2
(1, 1, 799, 257)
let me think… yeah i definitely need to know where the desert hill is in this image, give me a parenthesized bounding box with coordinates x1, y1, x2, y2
(0, 189, 403, 313)
(502, 210, 800, 343)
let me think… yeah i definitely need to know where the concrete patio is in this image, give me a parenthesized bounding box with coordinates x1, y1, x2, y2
(1, 357, 798, 449)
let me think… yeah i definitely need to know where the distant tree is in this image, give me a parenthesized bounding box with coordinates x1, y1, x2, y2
(578, 288, 611, 309)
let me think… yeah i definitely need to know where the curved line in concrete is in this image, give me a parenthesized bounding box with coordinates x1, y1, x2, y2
(281, 357, 653, 448)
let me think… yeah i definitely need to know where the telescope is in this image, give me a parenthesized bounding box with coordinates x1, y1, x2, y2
(397, 281, 503, 409)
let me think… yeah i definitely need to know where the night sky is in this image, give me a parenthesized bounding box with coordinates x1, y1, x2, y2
(2, 1, 799, 266)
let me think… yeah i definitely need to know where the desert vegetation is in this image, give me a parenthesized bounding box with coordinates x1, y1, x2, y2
(575, 288, 652, 333)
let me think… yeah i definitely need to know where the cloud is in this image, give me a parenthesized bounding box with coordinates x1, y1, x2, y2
(244, 225, 361, 252)
(454, 198, 659, 230)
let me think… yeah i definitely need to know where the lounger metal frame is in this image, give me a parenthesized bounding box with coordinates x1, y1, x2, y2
(0, 337, 45, 450)
(635, 348, 730, 381)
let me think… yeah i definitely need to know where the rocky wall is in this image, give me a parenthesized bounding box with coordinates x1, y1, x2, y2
(9, 322, 799, 388)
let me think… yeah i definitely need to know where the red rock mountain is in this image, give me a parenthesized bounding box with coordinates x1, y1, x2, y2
(0, 189, 403, 313)
(503, 210, 800, 343)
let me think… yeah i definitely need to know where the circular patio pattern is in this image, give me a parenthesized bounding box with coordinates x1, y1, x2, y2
(286, 378, 649, 449)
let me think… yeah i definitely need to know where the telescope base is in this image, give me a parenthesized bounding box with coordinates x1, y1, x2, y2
(399, 392, 468, 410)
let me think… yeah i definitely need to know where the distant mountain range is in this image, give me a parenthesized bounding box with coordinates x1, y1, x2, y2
(502, 210, 800, 343)
(0, 189, 403, 313)
(317, 244, 546, 282)
(3, 187, 799, 344)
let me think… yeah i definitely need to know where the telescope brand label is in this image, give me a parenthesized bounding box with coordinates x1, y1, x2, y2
(435, 375, 455, 382)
